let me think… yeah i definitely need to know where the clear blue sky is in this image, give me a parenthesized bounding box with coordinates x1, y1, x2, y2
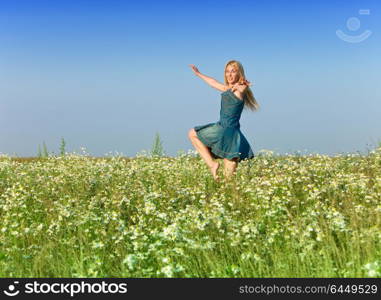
(1, 0, 380, 157)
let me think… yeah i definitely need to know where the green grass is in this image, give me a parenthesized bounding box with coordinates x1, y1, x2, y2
(0, 148, 380, 277)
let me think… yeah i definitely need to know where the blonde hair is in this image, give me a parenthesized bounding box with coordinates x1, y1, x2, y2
(224, 60, 260, 112)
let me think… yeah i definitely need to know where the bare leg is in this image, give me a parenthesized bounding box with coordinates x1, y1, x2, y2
(223, 157, 238, 179)
(188, 128, 220, 180)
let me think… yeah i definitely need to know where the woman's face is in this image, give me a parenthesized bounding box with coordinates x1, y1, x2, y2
(225, 65, 240, 85)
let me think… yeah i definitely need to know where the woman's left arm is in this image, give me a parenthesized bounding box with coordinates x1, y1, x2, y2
(231, 81, 251, 98)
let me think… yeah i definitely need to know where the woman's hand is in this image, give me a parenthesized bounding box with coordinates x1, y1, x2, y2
(189, 64, 201, 76)
(241, 79, 252, 86)
(231, 79, 252, 92)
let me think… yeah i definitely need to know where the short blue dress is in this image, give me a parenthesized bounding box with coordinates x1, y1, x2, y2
(194, 89, 255, 161)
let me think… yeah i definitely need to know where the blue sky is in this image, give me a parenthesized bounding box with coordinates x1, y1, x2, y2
(0, 0, 380, 157)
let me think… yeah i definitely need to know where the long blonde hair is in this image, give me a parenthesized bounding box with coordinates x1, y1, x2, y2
(224, 60, 260, 111)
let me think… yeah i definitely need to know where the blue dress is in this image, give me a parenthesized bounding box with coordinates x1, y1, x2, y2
(194, 89, 255, 161)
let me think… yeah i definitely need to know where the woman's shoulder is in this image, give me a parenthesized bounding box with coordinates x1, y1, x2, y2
(220, 85, 230, 92)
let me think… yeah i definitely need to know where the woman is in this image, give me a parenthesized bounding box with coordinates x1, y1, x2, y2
(188, 60, 260, 181)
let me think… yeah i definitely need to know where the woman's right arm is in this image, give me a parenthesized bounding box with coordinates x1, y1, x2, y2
(189, 64, 228, 92)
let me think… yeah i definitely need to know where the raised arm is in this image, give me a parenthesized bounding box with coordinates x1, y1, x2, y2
(189, 64, 228, 92)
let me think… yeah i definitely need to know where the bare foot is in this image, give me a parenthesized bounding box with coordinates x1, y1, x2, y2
(210, 161, 220, 181)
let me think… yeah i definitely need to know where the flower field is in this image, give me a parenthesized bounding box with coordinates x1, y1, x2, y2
(0, 148, 380, 277)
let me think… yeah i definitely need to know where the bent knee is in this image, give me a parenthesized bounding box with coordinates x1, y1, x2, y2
(188, 128, 197, 139)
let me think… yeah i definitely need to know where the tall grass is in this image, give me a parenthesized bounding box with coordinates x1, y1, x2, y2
(0, 147, 380, 277)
